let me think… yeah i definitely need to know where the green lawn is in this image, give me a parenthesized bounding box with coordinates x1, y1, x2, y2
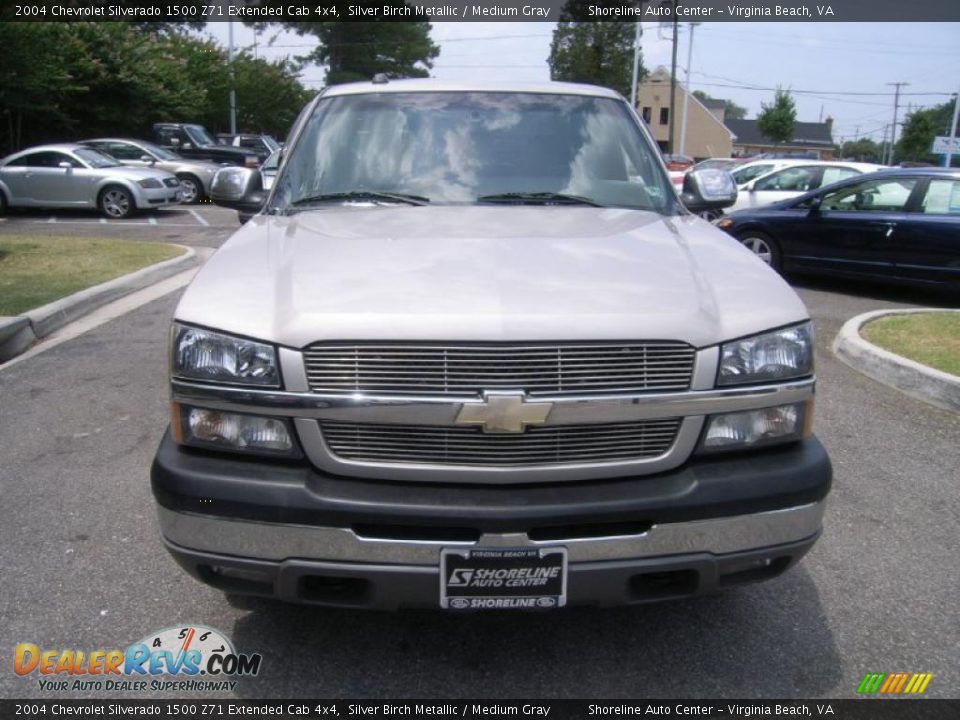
(0, 235, 184, 316)
(862, 312, 960, 377)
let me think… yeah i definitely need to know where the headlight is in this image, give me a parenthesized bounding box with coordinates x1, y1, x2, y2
(171, 403, 298, 457)
(698, 401, 812, 454)
(137, 178, 162, 189)
(718, 323, 813, 386)
(172, 324, 279, 387)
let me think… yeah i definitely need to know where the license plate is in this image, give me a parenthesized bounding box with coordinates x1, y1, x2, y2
(440, 547, 567, 610)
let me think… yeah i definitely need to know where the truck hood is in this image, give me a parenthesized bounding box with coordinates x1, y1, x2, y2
(175, 206, 809, 349)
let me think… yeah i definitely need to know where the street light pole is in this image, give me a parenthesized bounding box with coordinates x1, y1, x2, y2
(630, 21, 643, 108)
(228, 21, 237, 135)
(668, 8, 679, 154)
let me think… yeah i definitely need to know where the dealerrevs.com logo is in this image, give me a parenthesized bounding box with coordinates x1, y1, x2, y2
(14, 625, 262, 693)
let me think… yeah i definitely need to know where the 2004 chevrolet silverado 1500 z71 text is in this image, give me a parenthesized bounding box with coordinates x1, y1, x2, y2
(151, 79, 831, 610)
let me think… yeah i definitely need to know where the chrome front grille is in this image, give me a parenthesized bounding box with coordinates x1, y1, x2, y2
(302, 343, 696, 396)
(320, 419, 682, 467)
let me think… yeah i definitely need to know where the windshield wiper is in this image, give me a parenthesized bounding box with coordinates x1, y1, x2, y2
(476, 192, 602, 207)
(289, 191, 430, 208)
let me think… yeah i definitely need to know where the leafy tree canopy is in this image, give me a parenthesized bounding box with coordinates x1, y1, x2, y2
(839, 138, 883, 163)
(757, 87, 797, 144)
(0, 23, 312, 153)
(548, 13, 644, 99)
(247, 6, 440, 85)
(896, 100, 959, 166)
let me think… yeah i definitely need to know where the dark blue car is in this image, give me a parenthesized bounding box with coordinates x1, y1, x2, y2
(714, 168, 960, 291)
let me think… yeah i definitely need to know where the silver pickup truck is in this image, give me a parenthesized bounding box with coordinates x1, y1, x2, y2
(151, 79, 831, 611)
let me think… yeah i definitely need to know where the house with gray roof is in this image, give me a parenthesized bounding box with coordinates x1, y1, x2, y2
(725, 118, 836, 160)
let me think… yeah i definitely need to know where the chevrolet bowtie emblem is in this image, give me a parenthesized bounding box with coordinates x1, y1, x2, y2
(455, 392, 553, 434)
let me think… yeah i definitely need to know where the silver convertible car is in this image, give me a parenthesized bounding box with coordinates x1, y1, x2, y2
(80, 138, 220, 204)
(0, 143, 182, 218)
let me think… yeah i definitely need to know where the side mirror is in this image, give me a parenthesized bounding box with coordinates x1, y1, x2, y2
(681, 169, 737, 215)
(210, 166, 265, 215)
(140, 155, 156, 165)
(58, 161, 73, 170)
(806, 195, 823, 214)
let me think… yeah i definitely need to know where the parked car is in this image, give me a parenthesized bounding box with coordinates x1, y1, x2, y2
(729, 161, 886, 212)
(216, 133, 280, 162)
(79, 138, 219, 204)
(151, 123, 258, 168)
(0, 143, 181, 218)
(151, 79, 831, 611)
(692, 158, 745, 173)
(662, 153, 694, 172)
(714, 167, 960, 290)
(730, 158, 819, 188)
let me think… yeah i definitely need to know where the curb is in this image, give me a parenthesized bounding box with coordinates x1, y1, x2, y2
(0, 245, 197, 362)
(832, 308, 960, 414)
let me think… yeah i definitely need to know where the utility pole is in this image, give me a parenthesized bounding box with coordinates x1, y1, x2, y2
(886, 81, 909, 165)
(679, 22, 700, 157)
(668, 5, 679, 154)
(947, 86, 960, 168)
(228, 21, 237, 135)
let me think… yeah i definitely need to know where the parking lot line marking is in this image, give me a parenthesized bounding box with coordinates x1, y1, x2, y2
(100, 218, 107, 224)
(48, 216, 57, 223)
(188, 209, 209, 227)
(27, 220, 219, 227)
(148, 216, 158, 225)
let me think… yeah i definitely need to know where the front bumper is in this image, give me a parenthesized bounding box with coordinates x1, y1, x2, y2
(136, 186, 182, 208)
(152, 432, 831, 608)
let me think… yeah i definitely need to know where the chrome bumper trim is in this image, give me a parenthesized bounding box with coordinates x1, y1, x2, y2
(157, 502, 825, 565)
(171, 377, 815, 426)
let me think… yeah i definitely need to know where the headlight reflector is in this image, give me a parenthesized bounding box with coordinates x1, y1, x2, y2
(173, 404, 297, 457)
(137, 178, 162, 189)
(699, 402, 809, 453)
(172, 324, 279, 386)
(719, 323, 813, 386)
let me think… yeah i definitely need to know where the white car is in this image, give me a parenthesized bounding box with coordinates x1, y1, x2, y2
(0, 143, 182, 218)
(729, 161, 887, 212)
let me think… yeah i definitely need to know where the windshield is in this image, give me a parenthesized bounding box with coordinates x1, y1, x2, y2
(74, 147, 121, 168)
(274, 92, 672, 212)
(185, 125, 217, 147)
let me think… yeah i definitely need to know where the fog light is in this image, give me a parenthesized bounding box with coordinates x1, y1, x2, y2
(700, 402, 808, 453)
(173, 404, 297, 457)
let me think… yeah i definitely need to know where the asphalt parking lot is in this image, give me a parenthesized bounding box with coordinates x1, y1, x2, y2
(0, 203, 239, 247)
(0, 212, 957, 700)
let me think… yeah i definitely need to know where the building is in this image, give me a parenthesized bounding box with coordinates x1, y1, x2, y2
(725, 118, 836, 160)
(635, 67, 734, 159)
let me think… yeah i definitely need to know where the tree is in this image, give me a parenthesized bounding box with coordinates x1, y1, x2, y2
(548, 13, 643, 99)
(0, 23, 312, 152)
(896, 100, 959, 166)
(756, 87, 797, 144)
(250, 8, 440, 85)
(692, 90, 746, 120)
(839, 138, 882, 163)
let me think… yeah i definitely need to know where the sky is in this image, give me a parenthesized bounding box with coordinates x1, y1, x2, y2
(206, 21, 960, 147)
